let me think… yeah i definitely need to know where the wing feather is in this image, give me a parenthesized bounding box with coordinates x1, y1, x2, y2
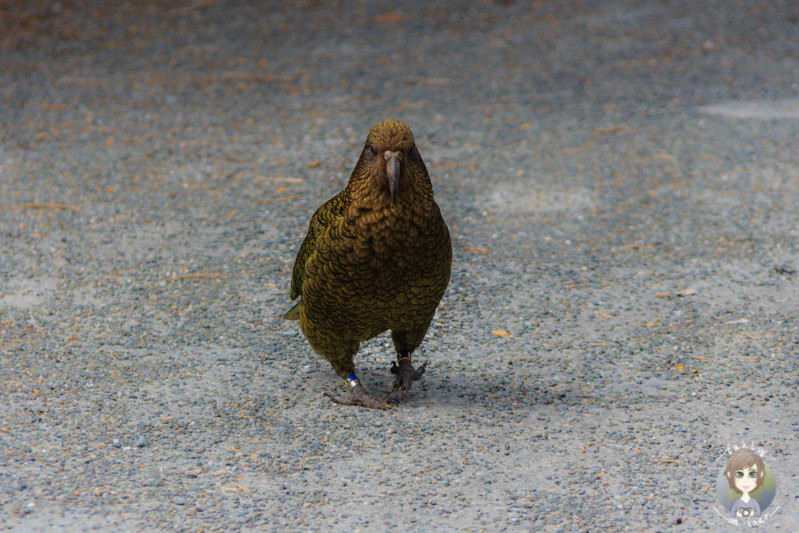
(288, 191, 348, 301)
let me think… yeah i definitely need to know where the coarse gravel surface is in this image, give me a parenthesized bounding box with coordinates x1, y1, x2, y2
(1, 0, 798, 531)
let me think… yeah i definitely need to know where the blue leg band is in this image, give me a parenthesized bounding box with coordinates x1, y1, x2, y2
(344, 374, 358, 387)
(398, 351, 412, 362)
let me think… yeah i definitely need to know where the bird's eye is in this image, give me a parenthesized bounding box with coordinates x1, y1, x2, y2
(367, 144, 377, 156)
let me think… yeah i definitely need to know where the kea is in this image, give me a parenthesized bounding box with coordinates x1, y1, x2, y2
(283, 119, 452, 409)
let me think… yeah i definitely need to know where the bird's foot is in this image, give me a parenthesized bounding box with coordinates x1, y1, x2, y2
(325, 377, 394, 410)
(387, 354, 426, 404)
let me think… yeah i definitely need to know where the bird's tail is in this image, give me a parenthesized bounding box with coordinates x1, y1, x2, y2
(282, 299, 302, 320)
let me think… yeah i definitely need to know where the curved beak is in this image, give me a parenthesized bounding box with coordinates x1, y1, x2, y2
(385, 151, 400, 203)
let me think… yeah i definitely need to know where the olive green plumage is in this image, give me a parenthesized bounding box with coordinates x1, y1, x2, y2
(284, 118, 451, 408)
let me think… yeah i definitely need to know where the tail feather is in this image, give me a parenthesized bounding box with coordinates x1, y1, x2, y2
(282, 299, 301, 320)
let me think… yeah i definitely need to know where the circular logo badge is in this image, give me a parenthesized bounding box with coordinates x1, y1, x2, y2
(716, 449, 776, 521)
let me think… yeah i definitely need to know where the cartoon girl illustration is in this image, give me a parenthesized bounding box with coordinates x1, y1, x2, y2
(724, 448, 765, 518)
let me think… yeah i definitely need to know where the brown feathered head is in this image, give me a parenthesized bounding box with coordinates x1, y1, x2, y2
(360, 118, 426, 203)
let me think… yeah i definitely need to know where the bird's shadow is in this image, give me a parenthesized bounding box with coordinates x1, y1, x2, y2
(279, 350, 595, 413)
(416, 373, 591, 411)
(340, 364, 593, 412)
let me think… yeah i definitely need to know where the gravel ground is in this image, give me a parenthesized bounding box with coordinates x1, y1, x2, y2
(1, 1, 798, 531)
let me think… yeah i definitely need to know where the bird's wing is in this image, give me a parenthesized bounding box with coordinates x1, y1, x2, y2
(288, 191, 348, 301)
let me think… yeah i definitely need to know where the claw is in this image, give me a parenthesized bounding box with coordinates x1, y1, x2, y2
(386, 390, 402, 405)
(389, 358, 427, 401)
(325, 383, 394, 410)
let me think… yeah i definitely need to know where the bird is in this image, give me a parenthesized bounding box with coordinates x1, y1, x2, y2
(283, 118, 452, 409)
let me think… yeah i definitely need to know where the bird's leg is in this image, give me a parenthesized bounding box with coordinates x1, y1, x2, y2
(324, 373, 394, 410)
(387, 351, 426, 404)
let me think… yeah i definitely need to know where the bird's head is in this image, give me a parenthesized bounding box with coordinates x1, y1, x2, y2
(361, 118, 423, 203)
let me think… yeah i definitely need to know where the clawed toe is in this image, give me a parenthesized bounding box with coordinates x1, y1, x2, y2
(325, 383, 394, 410)
(326, 359, 427, 409)
(390, 359, 427, 396)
